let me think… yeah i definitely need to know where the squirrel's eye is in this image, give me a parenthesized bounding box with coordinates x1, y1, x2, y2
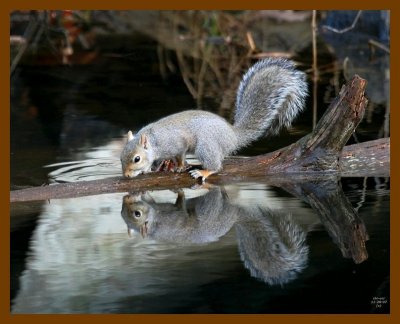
(134, 210, 142, 218)
(133, 156, 141, 163)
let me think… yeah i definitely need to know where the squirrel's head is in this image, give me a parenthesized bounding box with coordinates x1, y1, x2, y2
(121, 194, 153, 238)
(120, 132, 153, 178)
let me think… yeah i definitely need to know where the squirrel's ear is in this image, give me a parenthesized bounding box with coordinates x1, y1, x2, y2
(127, 130, 134, 142)
(139, 134, 149, 150)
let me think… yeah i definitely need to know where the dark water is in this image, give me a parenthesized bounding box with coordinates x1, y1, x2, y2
(10, 52, 390, 314)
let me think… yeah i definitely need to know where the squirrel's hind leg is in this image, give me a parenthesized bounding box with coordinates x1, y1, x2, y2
(190, 141, 224, 181)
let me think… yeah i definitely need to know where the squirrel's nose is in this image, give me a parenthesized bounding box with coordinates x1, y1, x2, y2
(124, 172, 132, 178)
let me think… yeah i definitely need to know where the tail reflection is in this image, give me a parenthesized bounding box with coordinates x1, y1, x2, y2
(235, 208, 308, 285)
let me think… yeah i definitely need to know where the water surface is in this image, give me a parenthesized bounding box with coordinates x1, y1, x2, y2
(10, 55, 389, 314)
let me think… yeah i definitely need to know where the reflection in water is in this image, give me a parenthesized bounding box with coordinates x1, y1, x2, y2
(12, 184, 315, 314)
(11, 178, 383, 314)
(121, 188, 237, 243)
(235, 208, 308, 285)
(282, 179, 370, 264)
(45, 138, 124, 183)
(121, 187, 309, 286)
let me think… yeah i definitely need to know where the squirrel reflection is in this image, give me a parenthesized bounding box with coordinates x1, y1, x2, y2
(121, 187, 308, 286)
(121, 188, 238, 243)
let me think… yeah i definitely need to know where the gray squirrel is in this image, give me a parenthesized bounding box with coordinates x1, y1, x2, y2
(120, 57, 308, 180)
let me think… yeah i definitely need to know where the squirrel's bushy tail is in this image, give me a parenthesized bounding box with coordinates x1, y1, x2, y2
(233, 58, 308, 149)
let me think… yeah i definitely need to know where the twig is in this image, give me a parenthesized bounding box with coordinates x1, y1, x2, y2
(322, 10, 362, 34)
(10, 15, 40, 76)
(176, 49, 198, 98)
(251, 52, 292, 59)
(246, 31, 256, 52)
(368, 39, 390, 54)
(196, 43, 212, 108)
(311, 10, 318, 129)
(157, 44, 168, 80)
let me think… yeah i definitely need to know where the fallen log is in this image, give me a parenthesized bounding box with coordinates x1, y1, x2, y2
(10, 75, 390, 203)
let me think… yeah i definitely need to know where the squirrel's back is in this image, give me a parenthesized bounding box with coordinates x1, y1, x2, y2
(139, 110, 238, 160)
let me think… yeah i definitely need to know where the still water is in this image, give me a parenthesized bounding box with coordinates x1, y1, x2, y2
(10, 58, 389, 314)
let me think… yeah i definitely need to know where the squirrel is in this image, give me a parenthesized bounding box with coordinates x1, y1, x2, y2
(120, 57, 308, 181)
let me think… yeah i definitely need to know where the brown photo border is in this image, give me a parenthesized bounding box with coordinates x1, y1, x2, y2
(2, 1, 397, 323)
